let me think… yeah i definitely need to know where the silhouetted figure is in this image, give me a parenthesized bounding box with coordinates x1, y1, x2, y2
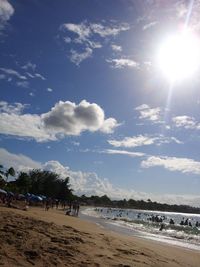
(159, 223, 164, 231)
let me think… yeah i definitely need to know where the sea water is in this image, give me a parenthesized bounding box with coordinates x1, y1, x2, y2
(81, 207, 200, 251)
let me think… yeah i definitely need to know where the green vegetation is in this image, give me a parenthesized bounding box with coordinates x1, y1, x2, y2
(0, 165, 200, 214)
(77, 195, 200, 214)
(0, 165, 73, 201)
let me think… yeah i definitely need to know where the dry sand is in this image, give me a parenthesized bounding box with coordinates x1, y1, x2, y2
(0, 206, 200, 267)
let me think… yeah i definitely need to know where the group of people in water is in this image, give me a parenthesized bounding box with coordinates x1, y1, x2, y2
(94, 208, 200, 230)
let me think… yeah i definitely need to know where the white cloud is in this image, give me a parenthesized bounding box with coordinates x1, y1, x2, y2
(0, 68, 27, 80)
(108, 135, 156, 148)
(70, 47, 93, 65)
(135, 104, 149, 110)
(0, 0, 14, 32)
(43, 100, 119, 136)
(107, 58, 139, 69)
(100, 117, 120, 134)
(108, 135, 182, 148)
(60, 21, 130, 65)
(2, 148, 200, 206)
(135, 104, 162, 123)
(34, 158, 200, 205)
(34, 73, 46, 80)
(21, 62, 36, 71)
(143, 21, 157, 30)
(16, 80, 29, 88)
(44, 160, 118, 197)
(61, 21, 129, 41)
(0, 101, 28, 114)
(0, 100, 119, 141)
(71, 141, 80, 146)
(111, 44, 122, 52)
(47, 87, 53, 92)
(61, 22, 91, 43)
(26, 71, 46, 81)
(172, 116, 199, 129)
(102, 149, 145, 157)
(0, 112, 55, 142)
(90, 23, 129, 37)
(0, 148, 41, 172)
(141, 156, 200, 175)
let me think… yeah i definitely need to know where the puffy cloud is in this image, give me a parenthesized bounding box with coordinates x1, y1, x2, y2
(0, 0, 14, 32)
(0, 100, 119, 141)
(141, 156, 200, 175)
(43, 100, 119, 135)
(44, 160, 117, 197)
(111, 44, 122, 52)
(2, 148, 200, 206)
(47, 88, 53, 92)
(0, 148, 41, 172)
(100, 118, 120, 134)
(135, 104, 162, 123)
(35, 159, 200, 205)
(107, 58, 139, 69)
(70, 47, 93, 65)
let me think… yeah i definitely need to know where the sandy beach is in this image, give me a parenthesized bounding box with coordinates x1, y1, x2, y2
(0, 206, 199, 267)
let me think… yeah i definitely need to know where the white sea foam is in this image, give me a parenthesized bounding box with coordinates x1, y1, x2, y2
(81, 207, 200, 251)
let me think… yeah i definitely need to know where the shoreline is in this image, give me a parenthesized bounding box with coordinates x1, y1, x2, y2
(80, 206, 200, 252)
(1, 205, 200, 266)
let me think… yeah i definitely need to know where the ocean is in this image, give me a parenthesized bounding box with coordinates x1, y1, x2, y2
(81, 207, 200, 251)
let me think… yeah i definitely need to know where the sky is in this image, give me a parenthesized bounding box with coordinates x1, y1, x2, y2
(1, 0, 200, 206)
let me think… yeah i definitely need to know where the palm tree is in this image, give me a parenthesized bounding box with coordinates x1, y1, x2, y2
(5, 167, 15, 182)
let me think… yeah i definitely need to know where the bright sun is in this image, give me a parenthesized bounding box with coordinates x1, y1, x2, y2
(157, 30, 200, 82)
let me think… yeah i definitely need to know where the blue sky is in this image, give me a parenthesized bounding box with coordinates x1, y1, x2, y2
(1, 0, 200, 206)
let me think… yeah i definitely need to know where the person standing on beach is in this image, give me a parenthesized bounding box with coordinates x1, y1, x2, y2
(76, 203, 80, 216)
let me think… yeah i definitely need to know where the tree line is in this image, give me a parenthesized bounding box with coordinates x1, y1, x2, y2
(0, 165, 200, 214)
(0, 165, 73, 200)
(76, 195, 200, 214)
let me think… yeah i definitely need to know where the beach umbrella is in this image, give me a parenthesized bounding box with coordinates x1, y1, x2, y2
(18, 194, 25, 199)
(7, 191, 14, 196)
(0, 189, 7, 194)
(30, 195, 43, 201)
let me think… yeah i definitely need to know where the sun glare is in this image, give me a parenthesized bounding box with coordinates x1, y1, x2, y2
(157, 31, 200, 82)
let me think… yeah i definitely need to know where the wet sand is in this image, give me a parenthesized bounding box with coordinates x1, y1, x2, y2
(0, 206, 200, 266)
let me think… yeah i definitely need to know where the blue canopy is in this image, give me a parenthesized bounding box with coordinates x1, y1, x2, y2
(29, 195, 43, 201)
